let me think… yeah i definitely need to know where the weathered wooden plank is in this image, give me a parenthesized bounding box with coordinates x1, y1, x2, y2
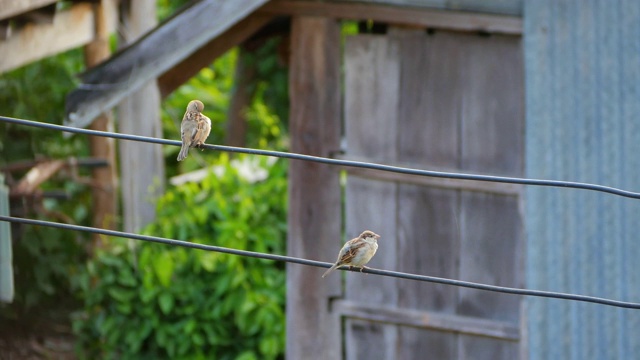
(344, 35, 399, 163)
(339, 159, 523, 196)
(392, 29, 463, 359)
(0, 2, 117, 73)
(344, 34, 400, 360)
(0, 0, 58, 21)
(345, 319, 392, 360)
(454, 31, 524, 357)
(460, 34, 524, 176)
(116, 0, 163, 233)
(344, 178, 400, 360)
(84, 0, 117, 245)
(287, 16, 341, 360)
(65, 0, 269, 129)
(260, 0, 522, 34)
(396, 186, 461, 307)
(458, 334, 520, 359)
(446, 0, 523, 16)
(335, 300, 520, 340)
(157, 13, 272, 98)
(458, 193, 522, 322)
(396, 185, 460, 358)
(394, 27, 461, 318)
(333, 0, 522, 16)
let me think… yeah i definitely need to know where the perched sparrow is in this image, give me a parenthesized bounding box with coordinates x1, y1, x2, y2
(177, 100, 211, 161)
(322, 230, 380, 278)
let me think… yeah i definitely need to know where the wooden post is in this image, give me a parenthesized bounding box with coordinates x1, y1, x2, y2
(83, 0, 117, 245)
(117, 0, 163, 233)
(287, 16, 341, 359)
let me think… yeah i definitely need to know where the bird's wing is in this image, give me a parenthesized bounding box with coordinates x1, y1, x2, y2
(189, 117, 201, 142)
(338, 238, 367, 265)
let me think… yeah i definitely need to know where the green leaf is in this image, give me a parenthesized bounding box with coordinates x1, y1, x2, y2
(158, 292, 174, 315)
(199, 252, 218, 272)
(236, 351, 259, 360)
(153, 251, 174, 287)
(108, 287, 135, 302)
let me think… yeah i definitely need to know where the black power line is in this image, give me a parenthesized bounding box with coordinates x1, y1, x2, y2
(2, 115, 640, 199)
(1, 215, 639, 310)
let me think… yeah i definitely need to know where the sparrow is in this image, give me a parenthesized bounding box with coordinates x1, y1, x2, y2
(177, 100, 211, 161)
(322, 230, 380, 278)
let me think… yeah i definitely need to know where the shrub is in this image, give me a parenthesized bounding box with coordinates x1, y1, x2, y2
(73, 155, 287, 359)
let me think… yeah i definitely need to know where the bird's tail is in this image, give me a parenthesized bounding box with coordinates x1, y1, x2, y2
(322, 264, 340, 278)
(177, 144, 189, 161)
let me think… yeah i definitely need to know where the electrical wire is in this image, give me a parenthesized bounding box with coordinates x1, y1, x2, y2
(1, 215, 639, 310)
(2, 115, 640, 199)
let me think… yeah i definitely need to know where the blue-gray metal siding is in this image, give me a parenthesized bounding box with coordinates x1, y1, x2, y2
(0, 174, 13, 303)
(525, 0, 640, 359)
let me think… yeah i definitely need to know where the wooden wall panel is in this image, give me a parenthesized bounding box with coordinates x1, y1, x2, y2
(396, 328, 457, 360)
(393, 30, 462, 359)
(344, 34, 400, 360)
(341, 28, 524, 359)
(458, 193, 522, 322)
(459, 335, 520, 359)
(346, 319, 393, 360)
(460, 35, 524, 176)
(395, 31, 463, 168)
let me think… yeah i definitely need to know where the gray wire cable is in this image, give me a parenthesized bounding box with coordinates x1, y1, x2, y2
(1, 215, 639, 309)
(2, 115, 640, 199)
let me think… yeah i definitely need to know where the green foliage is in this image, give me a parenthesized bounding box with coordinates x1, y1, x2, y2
(0, 49, 93, 312)
(243, 38, 289, 151)
(156, 0, 192, 21)
(0, 3, 290, 356)
(0, 48, 87, 160)
(73, 155, 287, 359)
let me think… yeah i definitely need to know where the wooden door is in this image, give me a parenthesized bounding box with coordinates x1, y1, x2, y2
(341, 28, 524, 359)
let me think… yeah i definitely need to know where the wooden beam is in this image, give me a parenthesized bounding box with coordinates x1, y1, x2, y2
(117, 0, 163, 234)
(0, 3, 92, 72)
(65, 0, 269, 130)
(287, 16, 342, 360)
(259, 0, 522, 35)
(338, 156, 523, 196)
(0, 1, 117, 73)
(157, 12, 272, 98)
(0, 0, 58, 21)
(84, 0, 117, 246)
(334, 300, 521, 341)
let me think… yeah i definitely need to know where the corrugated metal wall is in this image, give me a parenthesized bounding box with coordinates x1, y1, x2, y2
(525, 0, 640, 359)
(0, 174, 13, 303)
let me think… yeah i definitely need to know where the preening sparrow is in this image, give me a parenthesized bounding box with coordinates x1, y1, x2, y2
(177, 100, 211, 161)
(322, 230, 380, 278)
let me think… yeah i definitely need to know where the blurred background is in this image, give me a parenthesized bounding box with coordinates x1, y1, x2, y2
(1, 0, 639, 359)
